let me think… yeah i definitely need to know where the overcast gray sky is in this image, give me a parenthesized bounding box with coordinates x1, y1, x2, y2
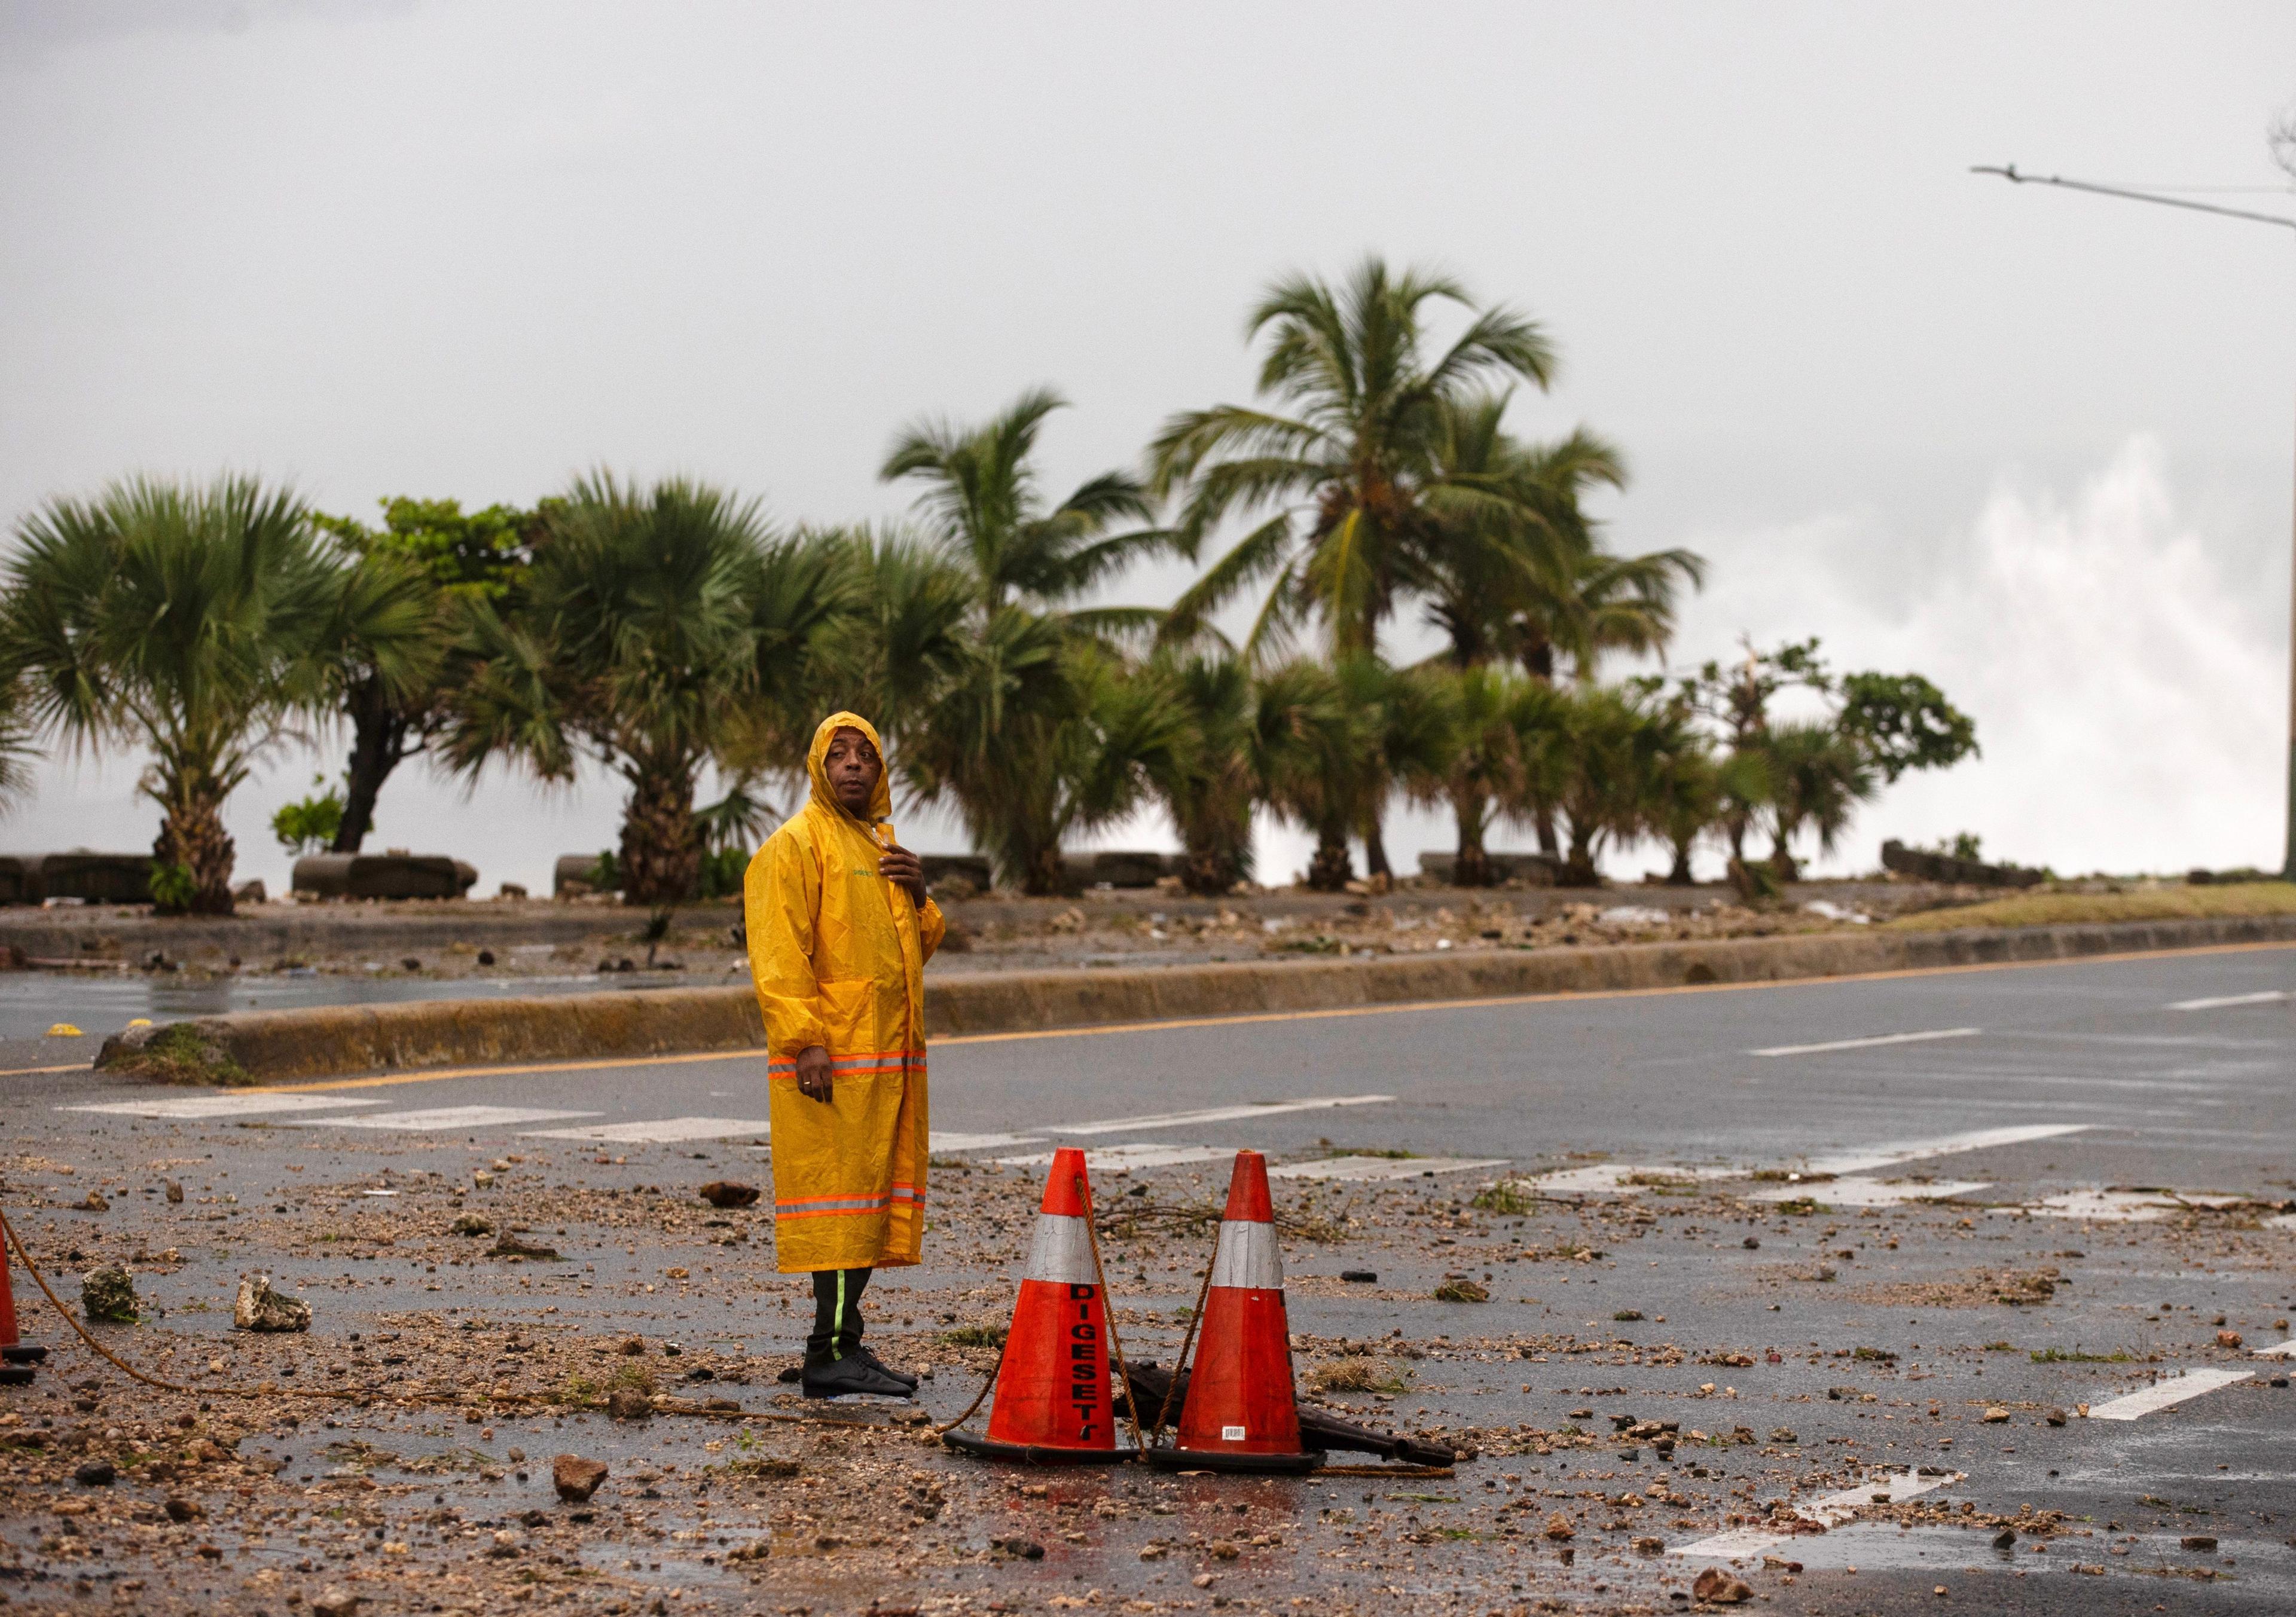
(3, 1, 2292, 892)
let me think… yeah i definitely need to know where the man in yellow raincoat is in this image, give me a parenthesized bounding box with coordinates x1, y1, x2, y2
(746, 712, 945, 1398)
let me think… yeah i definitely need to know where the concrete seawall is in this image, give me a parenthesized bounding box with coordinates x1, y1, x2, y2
(94, 912, 2296, 1084)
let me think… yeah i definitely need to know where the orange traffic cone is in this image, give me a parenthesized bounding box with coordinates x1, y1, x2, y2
(1, 1210, 47, 1386)
(1149, 1150, 1322, 1474)
(945, 1147, 1135, 1465)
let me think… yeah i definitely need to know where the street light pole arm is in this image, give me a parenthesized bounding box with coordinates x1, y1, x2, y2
(1971, 163, 2296, 235)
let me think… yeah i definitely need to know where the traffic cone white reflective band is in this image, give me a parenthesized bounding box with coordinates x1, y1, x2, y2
(1023, 1211, 1097, 1285)
(1208, 1218, 1283, 1291)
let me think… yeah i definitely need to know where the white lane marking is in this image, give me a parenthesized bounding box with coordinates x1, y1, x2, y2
(1749, 1176, 1990, 1207)
(1751, 1026, 1980, 1057)
(2084, 1368, 2253, 1420)
(1046, 1094, 1393, 1136)
(997, 1142, 1234, 1171)
(1804, 1123, 2088, 1177)
(928, 1132, 1045, 1153)
(1269, 1156, 1509, 1182)
(2014, 1188, 2254, 1222)
(62, 1095, 382, 1120)
(1519, 1163, 1738, 1197)
(300, 1106, 601, 1132)
(2253, 1340, 2296, 1360)
(1671, 1468, 1961, 1559)
(2168, 989, 2290, 1011)
(521, 1116, 770, 1144)
(2269, 1213, 2296, 1231)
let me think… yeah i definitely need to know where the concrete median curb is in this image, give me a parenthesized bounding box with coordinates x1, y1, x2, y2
(93, 911, 2296, 1084)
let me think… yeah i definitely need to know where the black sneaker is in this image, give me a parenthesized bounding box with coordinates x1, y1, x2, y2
(801, 1354, 912, 1401)
(852, 1345, 918, 1392)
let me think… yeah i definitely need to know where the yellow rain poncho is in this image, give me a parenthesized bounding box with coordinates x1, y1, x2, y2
(745, 712, 945, 1272)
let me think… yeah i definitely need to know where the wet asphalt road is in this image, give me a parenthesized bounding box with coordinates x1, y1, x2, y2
(6, 937, 2295, 1613)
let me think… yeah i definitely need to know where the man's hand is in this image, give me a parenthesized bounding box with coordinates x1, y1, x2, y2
(878, 843, 926, 905)
(795, 1044, 833, 1104)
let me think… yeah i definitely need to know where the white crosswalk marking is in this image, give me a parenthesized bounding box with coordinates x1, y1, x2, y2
(997, 1142, 1234, 1171)
(298, 1106, 600, 1132)
(1269, 1155, 1509, 1182)
(2254, 1339, 2296, 1360)
(1802, 1123, 2087, 1177)
(1750, 1176, 1990, 1207)
(928, 1132, 1043, 1153)
(1671, 1468, 1961, 1558)
(521, 1116, 770, 1144)
(2167, 989, 2289, 1011)
(1751, 1026, 1980, 1057)
(1046, 1095, 1392, 1136)
(2083, 1368, 2252, 1419)
(1519, 1163, 1737, 1197)
(62, 1095, 381, 1120)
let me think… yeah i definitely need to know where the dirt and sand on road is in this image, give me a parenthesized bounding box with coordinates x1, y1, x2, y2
(4, 1092, 2291, 1616)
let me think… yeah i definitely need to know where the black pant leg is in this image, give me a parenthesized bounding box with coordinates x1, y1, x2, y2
(806, 1267, 873, 1365)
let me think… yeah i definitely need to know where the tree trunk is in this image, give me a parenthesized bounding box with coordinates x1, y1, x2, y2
(1666, 837, 1696, 885)
(1559, 824, 1601, 889)
(1305, 826, 1352, 891)
(332, 673, 413, 853)
(619, 768, 703, 906)
(1533, 807, 1560, 859)
(1021, 841, 1070, 898)
(1361, 810, 1391, 881)
(1452, 794, 1491, 888)
(1179, 843, 1238, 897)
(151, 773, 236, 916)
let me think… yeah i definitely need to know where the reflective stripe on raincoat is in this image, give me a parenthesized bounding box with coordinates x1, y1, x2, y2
(745, 712, 945, 1272)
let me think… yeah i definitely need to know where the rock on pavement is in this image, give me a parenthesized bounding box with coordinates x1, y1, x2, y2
(234, 1273, 312, 1332)
(552, 1454, 609, 1502)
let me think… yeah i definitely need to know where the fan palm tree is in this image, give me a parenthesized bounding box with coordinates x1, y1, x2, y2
(1150, 257, 1558, 661)
(1518, 682, 1676, 888)
(0, 474, 431, 914)
(1406, 663, 1540, 888)
(880, 391, 1176, 892)
(899, 625, 1189, 894)
(1147, 655, 1351, 895)
(444, 474, 848, 905)
(1760, 720, 1877, 880)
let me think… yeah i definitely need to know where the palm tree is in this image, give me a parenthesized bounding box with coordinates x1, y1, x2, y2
(0, 474, 429, 914)
(444, 474, 847, 905)
(1147, 655, 1350, 895)
(883, 387, 1167, 632)
(1519, 682, 1676, 888)
(1151, 258, 1558, 661)
(1407, 663, 1540, 889)
(1760, 720, 1877, 880)
(880, 391, 1176, 893)
(899, 627, 1189, 894)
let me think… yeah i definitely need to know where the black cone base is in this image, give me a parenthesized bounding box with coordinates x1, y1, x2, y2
(1, 1345, 46, 1364)
(1144, 1446, 1326, 1475)
(944, 1430, 1140, 1466)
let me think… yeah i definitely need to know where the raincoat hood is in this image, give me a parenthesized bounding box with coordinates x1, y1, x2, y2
(806, 711, 892, 826)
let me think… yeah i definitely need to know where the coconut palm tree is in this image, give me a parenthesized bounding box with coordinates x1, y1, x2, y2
(1420, 395, 1702, 681)
(444, 473, 848, 905)
(0, 474, 432, 914)
(1151, 258, 1558, 661)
